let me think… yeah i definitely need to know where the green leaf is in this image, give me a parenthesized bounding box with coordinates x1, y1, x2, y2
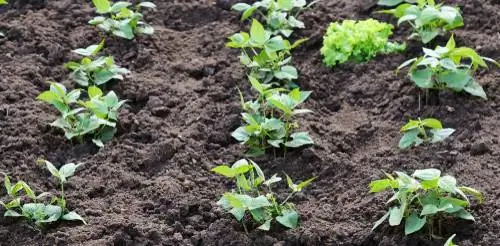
(444, 234, 457, 246)
(399, 129, 419, 149)
(37, 91, 58, 104)
(59, 163, 81, 181)
(248, 75, 264, 95)
(88, 86, 103, 99)
(263, 174, 282, 186)
(372, 211, 390, 231)
(412, 168, 441, 180)
(211, 165, 236, 178)
(41, 160, 60, 179)
(274, 65, 298, 80)
(276, 210, 299, 229)
(231, 3, 251, 12)
(247, 196, 271, 210)
(369, 179, 396, 193)
(257, 219, 271, 231)
(3, 175, 12, 196)
(4, 210, 22, 217)
(229, 207, 245, 221)
(241, 6, 257, 21)
(405, 211, 426, 235)
(92, 0, 111, 14)
(458, 186, 484, 204)
(430, 128, 455, 143)
(389, 206, 403, 226)
(420, 29, 440, 44)
(463, 80, 487, 99)
(420, 118, 442, 129)
(410, 68, 433, 88)
(250, 19, 267, 45)
(137, 2, 156, 8)
(438, 175, 457, 194)
(453, 209, 475, 221)
(285, 132, 314, 148)
(377, 0, 404, 6)
(62, 211, 87, 224)
(420, 204, 439, 216)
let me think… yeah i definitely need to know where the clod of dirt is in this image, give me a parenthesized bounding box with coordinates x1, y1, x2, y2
(470, 142, 491, 156)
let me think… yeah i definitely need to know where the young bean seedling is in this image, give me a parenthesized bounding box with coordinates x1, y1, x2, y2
(369, 169, 483, 236)
(232, 76, 313, 156)
(212, 159, 315, 232)
(321, 19, 405, 67)
(231, 0, 316, 37)
(65, 40, 130, 87)
(37, 82, 126, 147)
(89, 0, 156, 40)
(1, 160, 86, 227)
(398, 36, 499, 100)
(399, 118, 455, 149)
(227, 19, 305, 85)
(379, 0, 463, 44)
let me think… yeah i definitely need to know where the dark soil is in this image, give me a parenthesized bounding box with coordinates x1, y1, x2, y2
(1, 0, 499, 245)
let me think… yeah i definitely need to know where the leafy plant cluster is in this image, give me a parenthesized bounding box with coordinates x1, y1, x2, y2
(398, 36, 498, 100)
(37, 1, 156, 147)
(228, 0, 315, 157)
(398, 118, 455, 149)
(90, 0, 156, 40)
(378, 0, 463, 44)
(1, 160, 85, 226)
(370, 169, 483, 236)
(321, 19, 406, 67)
(212, 159, 314, 232)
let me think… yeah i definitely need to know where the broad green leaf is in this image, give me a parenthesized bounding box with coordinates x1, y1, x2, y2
(420, 204, 439, 216)
(88, 86, 103, 99)
(250, 19, 267, 45)
(248, 75, 264, 94)
(137, 1, 156, 8)
(377, 0, 404, 6)
(420, 29, 440, 44)
(229, 207, 245, 221)
(59, 163, 81, 181)
(453, 209, 474, 221)
(412, 168, 441, 180)
(430, 128, 455, 143)
(438, 175, 457, 193)
(4, 210, 22, 217)
(372, 211, 390, 231)
(400, 119, 420, 132)
(463, 80, 487, 99)
(274, 65, 298, 80)
(446, 35, 456, 50)
(276, 209, 298, 229)
(92, 0, 111, 14)
(404, 211, 426, 235)
(211, 165, 236, 178)
(247, 196, 271, 210)
(436, 70, 471, 91)
(231, 127, 249, 142)
(62, 211, 87, 224)
(369, 179, 395, 193)
(458, 186, 484, 204)
(241, 6, 257, 20)
(257, 219, 271, 231)
(399, 129, 419, 149)
(388, 206, 403, 226)
(410, 68, 433, 88)
(40, 160, 60, 179)
(420, 118, 442, 129)
(263, 174, 282, 186)
(285, 132, 314, 148)
(231, 3, 251, 12)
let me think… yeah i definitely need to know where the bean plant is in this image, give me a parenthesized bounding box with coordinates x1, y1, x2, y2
(398, 36, 499, 100)
(1, 160, 85, 226)
(227, 19, 305, 86)
(231, 0, 316, 37)
(379, 0, 463, 44)
(370, 169, 483, 236)
(399, 118, 454, 149)
(89, 0, 156, 40)
(321, 19, 405, 67)
(212, 159, 315, 232)
(65, 40, 130, 87)
(37, 82, 126, 147)
(232, 76, 313, 156)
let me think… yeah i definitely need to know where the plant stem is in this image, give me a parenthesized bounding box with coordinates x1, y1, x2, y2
(280, 192, 295, 206)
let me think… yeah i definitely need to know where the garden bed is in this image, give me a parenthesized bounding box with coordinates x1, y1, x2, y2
(0, 0, 499, 245)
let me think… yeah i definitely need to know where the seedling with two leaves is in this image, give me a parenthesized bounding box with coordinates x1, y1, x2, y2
(212, 159, 315, 232)
(232, 76, 313, 156)
(378, 0, 463, 44)
(65, 40, 130, 87)
(227, 19, 305, 85)
(369, 169, 483, 237)
(1, 160, 85, 227)
(231, 0, 317, 37)
(89, 0, 156, 40)
(398, 36, 499, 100)
(399, 118, 454, 149)
(37, 82, 126, 147)
(321, 19, 406, 67)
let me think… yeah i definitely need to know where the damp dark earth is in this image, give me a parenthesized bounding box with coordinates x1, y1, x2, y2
(1, 0, 499, 245)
